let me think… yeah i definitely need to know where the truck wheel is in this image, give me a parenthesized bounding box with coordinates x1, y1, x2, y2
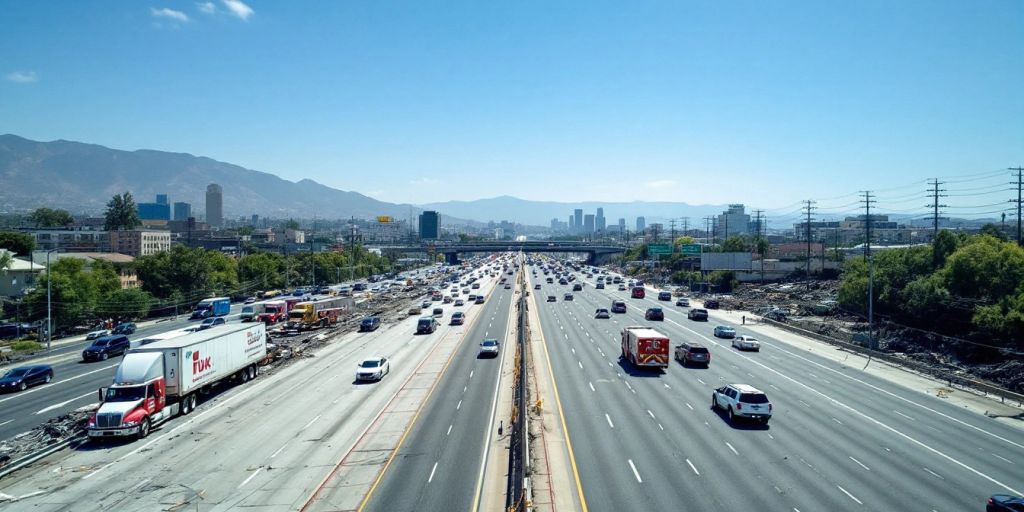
(240, 368, 250, 382)
(247, 365, 256, 380)
(182, 395, 191, 415)
(138, 418, 151, 439)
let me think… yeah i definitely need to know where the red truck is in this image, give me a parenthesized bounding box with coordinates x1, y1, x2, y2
(621, 326, 670, 369)
(256, 299, 289, 324)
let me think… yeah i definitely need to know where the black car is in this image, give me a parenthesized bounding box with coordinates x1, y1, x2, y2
(0, 364, 53, 392)
(563, 293, 574, 301)
(112, 322, 136, 335)
(988, 495, 1024, 512)
(704, 299, 720, 309)
(82, 335, 130, 361)
(658, 291, 672, 301)
(645, 307, 664, 321)
(611, 301, 626, 313)
(688, 308, 709, 321)
(359, 316, 381, 332)
(416, 316, 438, 334)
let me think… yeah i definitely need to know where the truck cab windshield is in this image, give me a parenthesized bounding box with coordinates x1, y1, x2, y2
(105, 386, 146, 402)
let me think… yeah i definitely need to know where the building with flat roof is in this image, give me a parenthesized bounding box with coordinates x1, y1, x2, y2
(206, 184, 223, 228)
(419, 211, 439, 240)
(109, 229, 171, 257)
(173, 202, 191, 221)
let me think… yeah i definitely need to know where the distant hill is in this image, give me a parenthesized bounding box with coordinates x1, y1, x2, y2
(418, 195, 728, 227)
(0, 134, 425, 221)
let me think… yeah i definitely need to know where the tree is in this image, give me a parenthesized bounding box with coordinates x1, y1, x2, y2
(22, 258, 118, 329)
(96, 288, 154, 321)
(979, 223, 1008, 241)
(239, 252, 285, 290)
(675, 236, 695, 246)
(237, 226, 255, 236)
(28, 207, 73, 228)
(285, 219, 300, 230)
(0, 231, 35, 256)
(104, 192, 140, 231)
(0, 251, 11, 272)
(932, 229, 961, 269)
(721, 236, 750, 252)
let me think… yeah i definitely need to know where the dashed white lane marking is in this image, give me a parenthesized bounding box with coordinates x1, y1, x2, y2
(836, 485, 863, 505)
(578, 361, 583, 369)
(428, 462, 439, 483)
(589, 382, 595, 392)
(686, 403, 694, 411)
(647, 409, 656, 420)
(849, 456, 870, 471)
(302, 414, 322, 431)
(606, 414, 614, 428)
(923, 467, 944, 480)
(832, 417, 844, 425)
(686, 458, 700, 475)
(457, 400, 462, 410)
(893, 410, 915, 421)
(992, 453, 1014, 464)
(725, 442, 738, 455)
(270, 443, 288, 458)
(628, 459, 643, 483)
(238, 467, 263, 488)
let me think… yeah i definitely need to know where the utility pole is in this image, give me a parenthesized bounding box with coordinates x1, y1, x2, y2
(704, 217, 712, 246)
(926, 178, 947, 239)
(861, 190, 877, 350)
(682, 217, 689, 238)
(669, 219, 676, 249)
(802, 200, 816, 289)
(860, 191, 876, 261)
(1012, 167, 1024, 245)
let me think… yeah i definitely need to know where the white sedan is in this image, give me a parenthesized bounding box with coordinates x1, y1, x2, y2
(86, 329, 111, 341)
(356, 356, 391, 381)
(479, 339, 500, 358)
(732, 335, 761, 352)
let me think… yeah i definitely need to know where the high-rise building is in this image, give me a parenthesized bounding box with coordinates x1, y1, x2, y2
(156, 194, 168, 205)
(138, 195, 170, 221)
(172, 202, 191, 221)
(419, 210, 439, 240)
(618, 218, 626, 231)
(583, 214, 595, 233)
(716, 204, 751, 239)
(206, 184, 223, 228)
(636, 216, 646, 232)
(568, 215, 575, 231)
(596, 208, 606, 232)
(574, 209, 583, 234)
(251, 214, 259, 226)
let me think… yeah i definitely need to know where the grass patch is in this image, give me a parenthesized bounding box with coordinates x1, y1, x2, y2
(9, 340, 41, 353)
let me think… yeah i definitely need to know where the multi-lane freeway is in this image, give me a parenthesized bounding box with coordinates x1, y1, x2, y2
(0, 303, 246, 440)
(527, 264, 1024, 511)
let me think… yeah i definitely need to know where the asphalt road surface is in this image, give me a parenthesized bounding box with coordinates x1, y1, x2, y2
(363, 267, 519, 512)
(528, 263, 1023, 512)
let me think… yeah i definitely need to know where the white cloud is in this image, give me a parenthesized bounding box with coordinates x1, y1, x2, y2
(151, 7, 190, 22)
(5, 70, 38, 83)
(196, 1, 216, 14)
(221, 0, 253, 20)
(644, 179, 676, 189)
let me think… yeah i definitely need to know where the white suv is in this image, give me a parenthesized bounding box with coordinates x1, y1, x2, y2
(712, 383, 772, 424)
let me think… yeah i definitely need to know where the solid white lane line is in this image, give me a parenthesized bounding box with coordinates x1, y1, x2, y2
(457, 400, 462, 410)
(238, 467, 263, 488)
(589, 382, 595, 392)
(628, 459, 643, 483)
(447, 424, 453, 436)
(33, 390, 97, 415)
(686, 403, 693, 410)
(836, 485, 863, 505)
(725, 442, 738, 456)
(302, 414, 322, 431)
(428, 462, 439, 483)
(893, 410, 915, 421)
(686, 458, 700, 475)
(849, 456, 870, 471)
(606, 414, 614, 428)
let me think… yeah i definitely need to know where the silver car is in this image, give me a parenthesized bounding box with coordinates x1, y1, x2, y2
(732, 335, 761, 351)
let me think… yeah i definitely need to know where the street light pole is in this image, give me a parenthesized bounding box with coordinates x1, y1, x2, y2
(45, 249, 57, 350)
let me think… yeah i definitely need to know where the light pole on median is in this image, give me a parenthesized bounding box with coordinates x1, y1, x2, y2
(45, 249, 58, 351)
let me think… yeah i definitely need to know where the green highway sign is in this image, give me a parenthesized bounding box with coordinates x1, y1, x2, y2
(648, 244, 673, 255)
(681, 244, 702, 255)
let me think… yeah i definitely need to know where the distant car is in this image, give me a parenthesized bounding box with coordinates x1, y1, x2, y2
(732, 335, 761, 351)
(421, 300, 432, 309)
(112, 323, 136, 335)
(617, 284, 626, 291)
(454, 299, 465, 307)
(572, 283, 583, 291)
(645, 307, 664, 321)
(595, 308, 610, 319)
(432, 307, 444, 317)
(0, 364, 53, 392)
(199, 317, 226, 330)
(417, 316, 438, 334)
(676, 298, 690, 307)
(705, 299, 720, 309)
(472, 283, 481, 289)
(712, 383, 772, 424)
(504, 284, 512, 289)
(408, 307, 422, 316)
(475, 295, 485, 304)
(479, 339, 500, 357)
(675, 342, 710, 367)
(244, 297, 257, 304)
(356, 356, 390, 381)
(688, 308, 709, 321)
(82, 335, 130, 361)
(534, 284, 541, 289)
(450, 312, 465, 325)
(563, 293, 574, 301)
(611, 300, 626, 313)
(713, 325, 736, 338)
(359, 316, 381, 332)
(988, 495, 1024, 512)
(547, 295, 557, 302)
(443, 295, 453, 304)
(595, 282, 605, 289)
(86, 329, 111, 341)
(658, 291, 672, 301)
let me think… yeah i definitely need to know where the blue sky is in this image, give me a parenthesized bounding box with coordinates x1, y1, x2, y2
(1, 0, 1021, 210)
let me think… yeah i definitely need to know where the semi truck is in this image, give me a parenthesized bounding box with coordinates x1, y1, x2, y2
(621, 326, 670, 369)
(88, 323, 267, 440)
(286, 296, 354, 330)
(190, 297, 231, 320)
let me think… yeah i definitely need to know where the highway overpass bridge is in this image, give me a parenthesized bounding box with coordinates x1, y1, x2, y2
(376, 241, 627, 264)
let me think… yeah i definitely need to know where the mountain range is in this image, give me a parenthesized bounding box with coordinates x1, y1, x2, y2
(0, 134, 729, 226)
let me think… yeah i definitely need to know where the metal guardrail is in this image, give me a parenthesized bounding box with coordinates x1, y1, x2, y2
(761, 317, 1024, 407)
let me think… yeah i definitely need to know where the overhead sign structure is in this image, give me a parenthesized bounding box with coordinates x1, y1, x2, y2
(648, 244, 672, 255)
(681, 244, 702, 255)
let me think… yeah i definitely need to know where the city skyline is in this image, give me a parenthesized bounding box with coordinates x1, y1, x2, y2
(1, 1, 1020, 206)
